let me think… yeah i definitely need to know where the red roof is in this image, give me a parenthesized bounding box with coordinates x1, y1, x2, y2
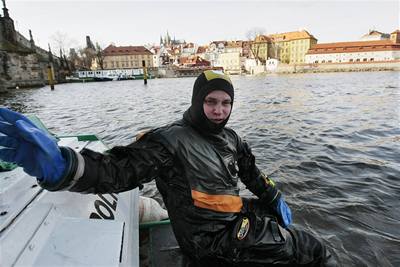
(254, 35, 272, 43)
(196, 46, 207, 53)
(307, 40, 400, 54)
(103, 45, 153, 56)
(211, 41, 228, 46)
(269, 30, 317, 42)
(183, 43, 195, 48)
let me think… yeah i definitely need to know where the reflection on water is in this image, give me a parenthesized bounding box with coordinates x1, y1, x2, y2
(1, 71, 399, 266)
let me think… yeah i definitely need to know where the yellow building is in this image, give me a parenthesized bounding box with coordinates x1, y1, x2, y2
(216, 51, 241, 74)
(251, 35, 272, 63)
(390, 30, 400, 43)
(102, 45, 154, 69)
(269, 30, 317, 64)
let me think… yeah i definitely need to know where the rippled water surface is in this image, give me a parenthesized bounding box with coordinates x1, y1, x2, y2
(1, 71, 399, 266)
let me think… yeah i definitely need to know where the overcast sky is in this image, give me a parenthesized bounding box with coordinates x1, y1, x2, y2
(6, 0, 400, 52)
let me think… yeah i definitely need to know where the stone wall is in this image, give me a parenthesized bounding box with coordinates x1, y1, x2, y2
(0, 6, 69, 92)
(0, 50, 48, 90)
(270, 61, 400, 74)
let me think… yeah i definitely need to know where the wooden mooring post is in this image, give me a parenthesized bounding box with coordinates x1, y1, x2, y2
(47, 65, 55, 90)
(142, 60, 147, 85)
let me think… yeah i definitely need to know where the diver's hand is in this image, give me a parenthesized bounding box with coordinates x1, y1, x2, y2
(0, 108, 66, 183)
(273, 197, 292, 228)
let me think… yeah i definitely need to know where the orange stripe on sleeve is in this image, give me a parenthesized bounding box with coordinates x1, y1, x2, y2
(191, 190, 243, 213)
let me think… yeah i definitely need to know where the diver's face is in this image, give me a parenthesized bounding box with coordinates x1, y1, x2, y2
(203, 90, 232, 124)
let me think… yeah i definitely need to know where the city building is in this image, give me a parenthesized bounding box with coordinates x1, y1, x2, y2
(269, 30, 317, 64)
(214, 51, 241, 74)
(233, 40, 252, 58)
(202, 41, 226, 67)
(360, 30, 390, 41)
(148, 46, 161, 67)
(180, 43, 198, 57)
(179, 55, 210, 68)
(102, 45, 155, 69)
(159, 31, 184, 47)
(251, 35, 272, 64)
(195, 45, 207, 60)
(305, 30, 400, 64)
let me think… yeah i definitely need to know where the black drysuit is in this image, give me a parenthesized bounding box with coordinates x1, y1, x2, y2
(41, 116, 336, 266)
(40, 71, 336, 266)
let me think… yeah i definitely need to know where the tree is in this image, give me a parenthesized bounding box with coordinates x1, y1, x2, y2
(95, 42, 104, 70)
(50, 31, 77, 57)
(68, 48, 82, 71)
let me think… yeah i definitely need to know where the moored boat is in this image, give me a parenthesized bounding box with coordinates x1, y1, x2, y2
(0, 115, 185, 267)
(73, 68, 154, 82)
(0, 116, 140, 266)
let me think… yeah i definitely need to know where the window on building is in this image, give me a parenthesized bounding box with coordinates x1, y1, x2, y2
(322, 60, 326, 63)
(370, 58, 374, 61)
(356, 59, 360, 62)
(315, 60, 319, 63)
(363, 58, 367, 62)
(349, 59, 353, 62)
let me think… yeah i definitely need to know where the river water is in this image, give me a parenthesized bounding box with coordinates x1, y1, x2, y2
(1, 71, 399, 266)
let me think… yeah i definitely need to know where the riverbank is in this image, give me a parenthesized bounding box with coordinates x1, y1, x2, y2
(267, 60, 400, 74)
(1, 62, 399, 92)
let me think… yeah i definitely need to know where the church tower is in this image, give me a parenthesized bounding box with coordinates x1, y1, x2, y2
(0, 0, 17, 45)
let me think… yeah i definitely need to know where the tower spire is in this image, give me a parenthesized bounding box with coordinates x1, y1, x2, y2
(48, 43, 54, 62)
(29, 29, 35, 49)
(2, 0, 9, 18)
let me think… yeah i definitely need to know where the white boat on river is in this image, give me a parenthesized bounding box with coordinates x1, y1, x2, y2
(75, 68, 152, 81)
(0, 133, 139, 266)
(0, 116, 183, 267)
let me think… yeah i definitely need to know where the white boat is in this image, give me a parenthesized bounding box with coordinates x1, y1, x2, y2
(76, 69, 152, 81)
(0, 117, 140, 266)
(0, 116, 185, 267)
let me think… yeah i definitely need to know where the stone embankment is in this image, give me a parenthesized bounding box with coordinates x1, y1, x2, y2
(269, 61, 400, 74)
(0, 50, 47, 92)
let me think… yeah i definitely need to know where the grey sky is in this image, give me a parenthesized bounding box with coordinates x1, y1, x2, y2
(6, 1, 400, 52)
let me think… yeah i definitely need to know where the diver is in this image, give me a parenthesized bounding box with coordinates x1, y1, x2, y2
(0, 70, 337, 266)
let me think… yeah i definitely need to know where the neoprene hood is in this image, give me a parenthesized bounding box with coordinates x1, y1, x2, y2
(184, 70, 234, 134)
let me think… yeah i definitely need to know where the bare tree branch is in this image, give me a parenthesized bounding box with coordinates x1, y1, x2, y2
(246, 27, 267, 64)
(50, 31, 78, 56)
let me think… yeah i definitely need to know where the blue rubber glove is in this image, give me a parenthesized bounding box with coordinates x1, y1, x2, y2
(274, 197, 292, 228)
(0, 108, 66, 183)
